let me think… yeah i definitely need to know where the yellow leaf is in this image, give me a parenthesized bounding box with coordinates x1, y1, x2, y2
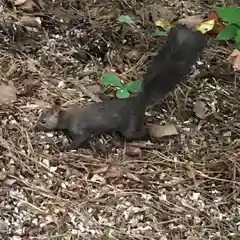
(155, 19, 172, 30)
(196, 19, 215, 34)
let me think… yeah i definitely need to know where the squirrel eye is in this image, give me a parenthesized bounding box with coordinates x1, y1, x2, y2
(41, 119, 46, 124)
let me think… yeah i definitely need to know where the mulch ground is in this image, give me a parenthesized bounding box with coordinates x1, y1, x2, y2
(0, 0, 240, 239)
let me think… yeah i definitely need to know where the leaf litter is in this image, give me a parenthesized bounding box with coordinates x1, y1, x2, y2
(0, 1, 240, 240)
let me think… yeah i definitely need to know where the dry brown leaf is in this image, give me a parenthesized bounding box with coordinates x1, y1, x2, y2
(15, 0, 34, 11)
(6, 62, 17, 77)
(91, 174, 106, 185)
(21, 78, 40, 97)
(0, 172, 7, 181)
(95, 186, 110, 199)
(147, 5, 176, 22)
(125, 49, 141, 60)
(19, 16, 41, 29)
(24, 100, 49, 109)
(124, 144, 142, 157)
(177, 15, 204, 28)
(14, 0, 27, 5)
(27, 59, 38, 72)
(187, 169, 196, 179)
(105, 166, 123, 179)
(125, 172, 141, 182)
(45, 215, 59, 224)
(93, 166, 109, 174)
(149, 124, 178, 138)
(194, 100, 208, 119)
(0, 84, 17, 106)
(4, 178, 17, 186)
(227, 49, 240, 72)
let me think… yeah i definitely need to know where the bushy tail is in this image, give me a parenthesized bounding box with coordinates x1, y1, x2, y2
(141, 24, 206, 105)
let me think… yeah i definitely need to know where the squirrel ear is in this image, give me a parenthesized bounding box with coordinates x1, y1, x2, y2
(52, 97, 62, 113)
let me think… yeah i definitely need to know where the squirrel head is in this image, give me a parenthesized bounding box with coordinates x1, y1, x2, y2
(35, 97, 62, 132)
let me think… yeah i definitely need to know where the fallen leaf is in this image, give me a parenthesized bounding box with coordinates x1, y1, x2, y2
(177, 15, 204, 28)
(196, 19, 215, 34)
(93, 166, 109, 174)
(15, 0, 34, 11)
(194, 100, 208, 119)
(204, 11, 222, 25)
(125, 172, 141, 182)
(14, 0, 27, 5)
(187, 237, 199, 240)
(125, 49, 141, 60)
(124, 144, 142, 157)
(204, 11, 216, 20)
(57, 81, 66, 88)
(3, 178, 17, 186)
(42, 159, 50, 168)
(91, 174, 106, 185)
(45, 215, 58, 224)
(19, 16, 41, 29)
(9, 165, 16, 175)
(227, 49, 240, 72)
(6, 62, 17, 77)
(0, 172, 7, 181)
(20, 78, 40, 97)
(50, 166, 57, 172)
(35, 100, 50, 108)
(187, 169, 196, 179)
(146, 5, 177, 22)
(155, 18, 172, 30)
(149, 124, 178, 138)
(0, 84, 17, 106)
(105, 166, 123, 179)
(95, 186, 110, 199)
(27, 59, 38, 72)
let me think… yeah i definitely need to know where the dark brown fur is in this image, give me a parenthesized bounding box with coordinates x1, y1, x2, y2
(35, 24, 206, 150)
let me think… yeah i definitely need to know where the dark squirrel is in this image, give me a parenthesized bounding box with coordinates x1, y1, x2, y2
(35, 24, 206, 150)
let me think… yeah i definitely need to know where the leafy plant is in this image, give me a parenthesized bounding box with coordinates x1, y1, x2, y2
(116, 87, 130, 99)
(216, 6, 240, 50)
(151, 30, 168, 37)
(217, 6, 240, 25)
(118, 15, 134, 24)
(101, 72, 142, 99)
(100, 72, 121, 87)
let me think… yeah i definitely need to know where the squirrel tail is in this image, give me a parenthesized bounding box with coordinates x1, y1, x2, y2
(140, 24, 206, 105)
(123, 24, 206, 141)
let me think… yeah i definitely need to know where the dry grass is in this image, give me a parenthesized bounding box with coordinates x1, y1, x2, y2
(0, 0, 240, 240)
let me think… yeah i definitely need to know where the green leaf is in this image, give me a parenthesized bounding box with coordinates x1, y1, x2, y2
(118, 15, 134, 24)
(151, 30, 168, 37)
(116, 87, 130, 99)
(101, 72, 121, 87)
(235, 30, 240, 43)
(217, 6, 240, 25)
(216, 24, 238, 40)
(125, 80, 142, 93)
(236, 41, 240, 50)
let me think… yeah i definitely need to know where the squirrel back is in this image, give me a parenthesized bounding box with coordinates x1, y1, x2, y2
(140, 24, 206, 105)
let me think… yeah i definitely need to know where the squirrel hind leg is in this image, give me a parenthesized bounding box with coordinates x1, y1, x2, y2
(121, 125, 150, 142)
